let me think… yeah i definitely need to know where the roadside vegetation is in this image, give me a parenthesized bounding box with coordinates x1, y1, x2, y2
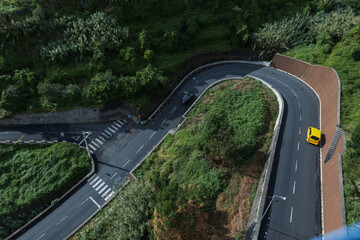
(252, 0, 360, 225)
(0, 0, 316, 117)
(72, 78, 278, 239)
(0, 143, 91, 239)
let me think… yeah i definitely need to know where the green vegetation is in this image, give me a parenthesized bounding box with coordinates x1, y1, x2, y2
(0, 0, 316, 116)
(275, 9, 360, 225)
(73, 78, 278, 239)
(0, 143, 91, 239)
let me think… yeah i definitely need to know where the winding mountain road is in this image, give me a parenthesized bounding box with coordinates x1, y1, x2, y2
(2, 62, 320, 240)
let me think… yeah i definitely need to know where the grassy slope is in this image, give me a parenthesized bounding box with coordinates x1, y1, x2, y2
(285, 24, 360, 224)
(0, 143, 91, 238)
(72, 78, 278, 239)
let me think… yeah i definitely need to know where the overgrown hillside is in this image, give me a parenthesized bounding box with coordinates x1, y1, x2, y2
(0, 143, 91, 239)
(72, 78, 278, 240)
(0, 0, 315, 117)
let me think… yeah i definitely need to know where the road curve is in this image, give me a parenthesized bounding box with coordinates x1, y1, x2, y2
(4, 62, 320, 240)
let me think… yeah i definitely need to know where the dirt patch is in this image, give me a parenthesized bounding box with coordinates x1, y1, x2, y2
(209, 152, 264, 239)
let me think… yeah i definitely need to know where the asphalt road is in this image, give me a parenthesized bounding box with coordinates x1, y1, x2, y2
(2, 63, 320, 240)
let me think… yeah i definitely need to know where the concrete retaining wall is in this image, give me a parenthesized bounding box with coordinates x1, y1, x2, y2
(271, 54, 346, 234)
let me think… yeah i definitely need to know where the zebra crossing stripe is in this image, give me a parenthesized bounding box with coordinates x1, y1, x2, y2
(101, 132, 110, 139)
(104, 191, 115, 201)
(116, 120, 125, 125)
(102, 188, 113, 198)
(98, 185, 108, 195)
(107, 127, 116, 133)
(98, 135, 106, 142)
(88, 174, 96, 182)
(89, 144, 96, 151)
(96, 138, 103, 145)
(92, 179, 102, 188)
(91, 141, 100, 148)
(113, 122, 122, 128)
(89, 149, 94, 154)
(89, 176, 99, 185)
(95, 182, 105, 191)
(111, 125, 119, 130)
(105, 130, 112, 136)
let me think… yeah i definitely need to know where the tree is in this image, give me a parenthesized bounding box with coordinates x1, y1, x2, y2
(0, 84, 24, 112)
(85, 70, 121, 105)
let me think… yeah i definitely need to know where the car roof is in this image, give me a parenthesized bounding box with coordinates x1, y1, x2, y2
(309, 127, 321, 137)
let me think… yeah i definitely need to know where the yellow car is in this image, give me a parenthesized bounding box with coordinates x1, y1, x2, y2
(306, 127, 321, 145)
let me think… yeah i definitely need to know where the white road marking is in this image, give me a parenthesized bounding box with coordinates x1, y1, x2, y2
(36, 233, 45, 240)
(56, 216, 68, 225)
(104, 191, 115, 201)
(78, 198, 88, 208)
(89, 149, 94, 154)
(88, 144, 97, 151)
(78, 132, 90, 146)
(98, 135, 106, 142)
(98, 185, 109, 195)
(110, 172, 118, 180)
(297, 142, 300, 151)
(95, 182, 105, 191)
(293, 181, 296, 194)
(111, 125, 119, 130)
(91, 141, 100, 148)
(107, 127, 116, 133)
(136, 145, 144, 153)
(295, 160, 298, 172)
(88, 174, 96, 182)
(123, 160, 131, 168)
(92, 179, 102, 188)
(95, 138, 103, 145)
(102, 188, 113, 198)
(113, 122, 122, 128)
(290, 206, 294, 223)
(116, 119, 125, 125)
(161, 119, 167, 126)
(89, 196, 101, 208)
(171, 107, 177, 114)
(89, 176, 99, 185)
(149, 131, 156, 139)
(104, 130, 112, 136)
(299, 127, 301, 135)
(300, 115, 302, 122)
(298, 102, 301, 109)
(291, 89, 298, 98)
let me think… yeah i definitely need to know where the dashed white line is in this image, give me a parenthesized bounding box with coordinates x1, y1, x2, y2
(293, 181, 296, 194)
(36, 233, 45, 240)
(136, 145, 144, 153)
(56, 216, 68, 225)
(300, 115, 302, 122)
(298, 102, 301, 109)
(161, 119, 167, 126)
(299, 127, 301, 135)
(149, 131, 157, 139)
(291, 89, 298, 98)
(295, 160, 298, 172)
(290, 206, 294, 223)
(297, 142, 300, 151)
(171, 107, 177, 114)
(123, 160, 131, 168)
(110, 172, 118, 180)
(89, 196, 101, 208)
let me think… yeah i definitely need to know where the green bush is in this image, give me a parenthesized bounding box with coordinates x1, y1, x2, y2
(0, 143, 91, 239)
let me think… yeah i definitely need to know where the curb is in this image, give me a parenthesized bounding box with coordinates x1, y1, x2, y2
(7, 145, 95, 240)
(244, 75, 284, 240)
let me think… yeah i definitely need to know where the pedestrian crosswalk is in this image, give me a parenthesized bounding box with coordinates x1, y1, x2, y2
(84, 120, 126, 154)
(88, 175, 115, 201)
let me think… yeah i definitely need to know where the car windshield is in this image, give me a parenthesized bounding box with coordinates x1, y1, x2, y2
(311, 136, 319, 140)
